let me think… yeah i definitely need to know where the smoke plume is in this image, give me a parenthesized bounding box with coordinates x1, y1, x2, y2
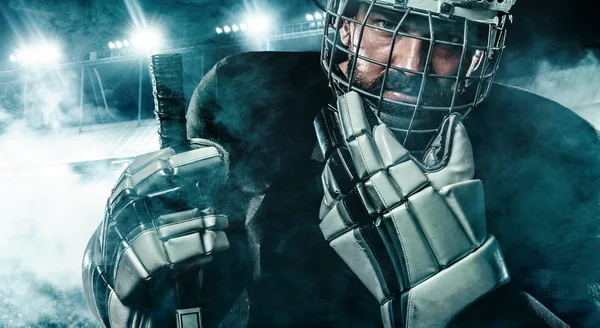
(500, 50, 600, 127)
(0, 120, 120, 327)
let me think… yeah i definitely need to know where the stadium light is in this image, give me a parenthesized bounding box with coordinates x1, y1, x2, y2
(232, 24, 239, 32)
(14, 50, 24, 62)
(42, 44, 60, 62)
(108, 42, 116, 49)
(216, 27, 223, 34)
(240, 23, 246, 31)
(11, 42, 61, 67)
(315, 12, 323, 20)
(246, 14, 271, 36)
(223, 25, 231, 33)
(130, 27, 163, 55)
(306, 14, 314, 21)
(123, 40, 130, 47)
(116, 41, 123, 48)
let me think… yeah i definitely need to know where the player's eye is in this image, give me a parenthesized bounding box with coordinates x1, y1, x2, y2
(373, 20, 398, 31)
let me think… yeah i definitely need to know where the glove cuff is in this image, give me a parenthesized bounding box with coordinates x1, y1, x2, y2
(381, 235, 509, 328)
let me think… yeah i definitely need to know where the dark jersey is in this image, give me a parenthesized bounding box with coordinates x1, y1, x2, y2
(184, 51, 600, 327)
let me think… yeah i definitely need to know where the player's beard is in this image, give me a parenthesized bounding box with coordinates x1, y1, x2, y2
(350, 66, 454, 132)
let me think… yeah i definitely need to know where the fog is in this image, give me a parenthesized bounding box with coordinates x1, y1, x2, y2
(0, 121, 119, 327)
(501, 50, 600, 127)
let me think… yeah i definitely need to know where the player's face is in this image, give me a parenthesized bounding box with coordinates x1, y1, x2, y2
(339, 4, 483, 119)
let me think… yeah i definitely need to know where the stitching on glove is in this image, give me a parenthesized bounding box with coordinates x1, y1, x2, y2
(107, 291, 116, 328)
(404, 201, 441, 270)
(158, 215, 202, 229)
(110, 178, 135, 209)
(126, 229, 156, 246)
(339, 148, 355, 181)
(111, 171, 131, 195)
(406, 288, 414, 328)
(390, 211, 412, 287)
(133, 151, 219, 191)
(113, 229, 159, 280)
(144, 204, 173, 265)
(343, 95, 353, 140)
(344, 95, 373, 177)
(386, 167, 407, 201)
(158, 214, 226, 230)
(351, 229, 384, 302)
(357, 138, 371, 176)
(381, 298, 395, 328)
(322, 169, 335, 198)
(133, 163, 168, 190)
(168, 151, 220, 169)
(371, 176, 389, 209)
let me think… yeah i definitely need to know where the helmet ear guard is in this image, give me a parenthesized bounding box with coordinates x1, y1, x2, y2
(320, 0, 514, 147)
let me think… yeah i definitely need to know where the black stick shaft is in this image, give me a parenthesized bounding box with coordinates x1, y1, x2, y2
(150, 53, 188, 151)
(149, 53, 203, 328)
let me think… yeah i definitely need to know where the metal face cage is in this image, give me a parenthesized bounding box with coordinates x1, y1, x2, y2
(320, 0, 512, 147)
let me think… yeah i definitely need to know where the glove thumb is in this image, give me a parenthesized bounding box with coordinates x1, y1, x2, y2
(422, 113, 475, 190)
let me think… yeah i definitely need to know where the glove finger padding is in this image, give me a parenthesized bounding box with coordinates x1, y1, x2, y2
(110, 208, 230, 302)
(315, 91, 510, 328)
(109, 146, 227, 215)
(337, 91, 385, 180)
(109, 148, 175, 210)
(155, 210, 229, 239)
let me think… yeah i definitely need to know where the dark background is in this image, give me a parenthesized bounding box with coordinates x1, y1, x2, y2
(499, 0, 600, 76)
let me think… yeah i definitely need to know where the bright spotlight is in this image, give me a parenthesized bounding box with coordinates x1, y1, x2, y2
(13, 42, 61, 67)
(246, 14, 271, 36)
(20, 50, 33, 64)
(130, 27, 163, 55)
(116, 41, 123, 48)
(216, 27, 223, 34)
(42, 44, 61, 62)
(315, 12, 322, 20)
(232, 24, 239, 32)
(240, 23, 246, 31)
(108, 42, 116, 49)
(123, 40, 130, 47)
(306, 14, 314, 21)
(223, 25, 231, 33)
(15, 50, 24, 62)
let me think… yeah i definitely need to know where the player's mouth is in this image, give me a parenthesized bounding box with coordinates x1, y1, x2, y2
(383, 90, 418, 103)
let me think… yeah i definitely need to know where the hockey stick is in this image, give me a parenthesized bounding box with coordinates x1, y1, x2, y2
(149, 53, 203, 328)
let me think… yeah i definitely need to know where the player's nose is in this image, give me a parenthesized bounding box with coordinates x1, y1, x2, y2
(391, 35, 427, 76)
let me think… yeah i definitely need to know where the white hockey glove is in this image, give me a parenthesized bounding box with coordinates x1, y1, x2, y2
(314, 91, 510, 328)
(99, 138, 230, 309)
